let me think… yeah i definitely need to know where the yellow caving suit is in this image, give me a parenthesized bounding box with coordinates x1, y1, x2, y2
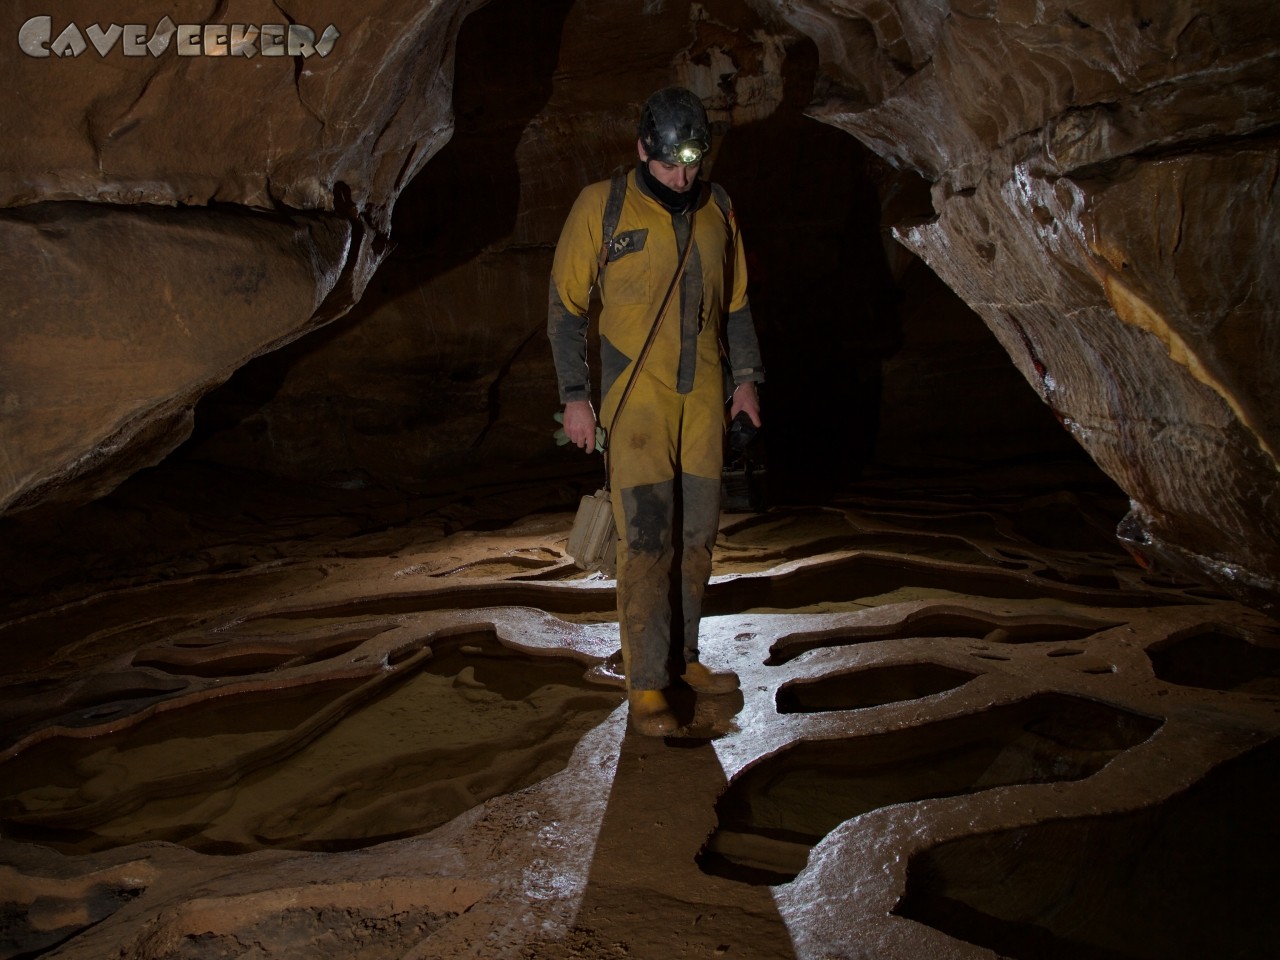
(548, 166, 764, 691)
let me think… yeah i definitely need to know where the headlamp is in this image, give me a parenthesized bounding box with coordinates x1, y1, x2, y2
(673, 140, 705, 165)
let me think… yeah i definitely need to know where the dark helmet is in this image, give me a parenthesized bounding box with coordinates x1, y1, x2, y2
(638, 87, 710, 165)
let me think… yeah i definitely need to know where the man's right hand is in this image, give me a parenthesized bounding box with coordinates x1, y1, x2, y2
(563, 400, 598, 452)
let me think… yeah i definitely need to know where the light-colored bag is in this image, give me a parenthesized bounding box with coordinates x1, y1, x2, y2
(567, 488, 617, 575)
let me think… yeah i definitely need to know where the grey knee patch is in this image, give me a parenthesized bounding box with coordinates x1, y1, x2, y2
(621, 482, 674, 555)
(681, 474, 721, 550)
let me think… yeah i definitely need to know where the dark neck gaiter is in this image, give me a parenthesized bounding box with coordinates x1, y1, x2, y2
(638, 162, 700, 214)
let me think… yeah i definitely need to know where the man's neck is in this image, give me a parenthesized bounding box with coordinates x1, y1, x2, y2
(636, 163, 701, 214)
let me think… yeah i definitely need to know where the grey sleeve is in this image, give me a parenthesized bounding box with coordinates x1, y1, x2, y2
(548, 285, 591, 403)
(725, 301, 765, 384)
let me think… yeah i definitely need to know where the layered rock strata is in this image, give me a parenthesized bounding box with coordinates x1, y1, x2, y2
(2, 0, 1276, 617)
(0, 0, 479, 512)
(763, 0, 1280, 608)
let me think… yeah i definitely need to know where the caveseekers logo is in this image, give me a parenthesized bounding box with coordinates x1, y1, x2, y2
(18, 16, 340, 58)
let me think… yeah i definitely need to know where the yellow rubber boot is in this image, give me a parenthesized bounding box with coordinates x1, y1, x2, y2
(628, 689, 678, 737)
(682, 662, 739, 695)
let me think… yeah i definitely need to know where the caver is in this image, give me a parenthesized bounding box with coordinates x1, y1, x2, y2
(548, 86, 765, 736)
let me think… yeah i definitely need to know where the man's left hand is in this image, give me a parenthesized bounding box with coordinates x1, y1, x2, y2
(729, 382, 761, 427)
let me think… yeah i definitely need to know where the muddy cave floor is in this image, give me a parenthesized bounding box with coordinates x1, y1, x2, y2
(0, 459, 1278, 960)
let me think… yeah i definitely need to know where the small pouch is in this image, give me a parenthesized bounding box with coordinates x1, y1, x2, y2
(567, 488, 617, 575)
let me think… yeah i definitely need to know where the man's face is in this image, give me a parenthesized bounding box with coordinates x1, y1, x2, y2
(638, 140, 700, 193)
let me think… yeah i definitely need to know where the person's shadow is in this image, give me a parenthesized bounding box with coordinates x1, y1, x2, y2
(570, 730, 798, 957)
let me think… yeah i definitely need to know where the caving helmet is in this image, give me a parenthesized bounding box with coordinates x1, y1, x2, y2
(638, 86, 710, 166)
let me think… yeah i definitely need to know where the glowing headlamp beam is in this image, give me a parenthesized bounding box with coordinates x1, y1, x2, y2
(674, 143, 704, 165)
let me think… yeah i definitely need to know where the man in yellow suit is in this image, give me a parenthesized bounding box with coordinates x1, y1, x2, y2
(548, 87, 764, 736)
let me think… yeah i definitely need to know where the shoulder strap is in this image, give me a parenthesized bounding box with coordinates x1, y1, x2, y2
(603, 192, 701, 488)
(596, 173, 629, 273)
(708, 182, 732, 221)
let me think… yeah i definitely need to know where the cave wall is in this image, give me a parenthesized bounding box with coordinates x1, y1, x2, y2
(184, 0, 1077, 498)
(0, 0, 480, 511)
(1, 0, 1276, 610)
(186, 0, 819, 485)
(762, 0, 1280, 604)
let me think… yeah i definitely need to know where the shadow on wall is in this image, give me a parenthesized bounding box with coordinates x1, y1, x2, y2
(379, 0, 579, 293)
(178, 0, 579, 468)
(713, 45, 903, 501)
(178, 0, 1089, 495)
(714, 37, 1088, 499)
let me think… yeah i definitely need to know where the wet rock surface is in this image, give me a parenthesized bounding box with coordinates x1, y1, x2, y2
(2, 1, 1278, 953)
(2, 1, 1276, 609)
(1, 462, 1276, 958)
(765, 0, 1280, 608)
(896, 739, 1280, 960)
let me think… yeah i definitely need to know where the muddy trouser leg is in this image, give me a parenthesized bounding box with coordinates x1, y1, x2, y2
(678, 473, 720, 665)
(603, 367, 681, 692)
(675, 362, 724, 665)
(605, 363, 724, 689)
(615, 481, 676, 690)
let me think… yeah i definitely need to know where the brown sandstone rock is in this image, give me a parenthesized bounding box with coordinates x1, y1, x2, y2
(1, 1, 472, 224)
(0, 0, 478, 512)
(183, 0, 814, 485)
(0, 203, 354, 510)
(767, 0, 1280, 608)
(3, 0, 1276, 614)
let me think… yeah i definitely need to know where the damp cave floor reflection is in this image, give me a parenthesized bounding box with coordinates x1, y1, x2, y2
(0, 458, 1278, 960)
